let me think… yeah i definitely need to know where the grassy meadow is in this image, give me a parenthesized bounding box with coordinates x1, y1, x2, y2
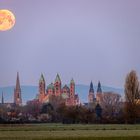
(0, 124, 140, 140)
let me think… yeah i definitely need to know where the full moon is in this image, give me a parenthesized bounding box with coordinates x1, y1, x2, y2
(0, 9, 15, 31)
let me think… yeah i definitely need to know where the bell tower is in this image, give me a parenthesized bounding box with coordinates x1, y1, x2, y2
(88, 81, 95, 103)
(39, 74, 46, 102)
(54, 74, 61, 96)
(96, 81, 103, 104)
(70, 78, 75, 98)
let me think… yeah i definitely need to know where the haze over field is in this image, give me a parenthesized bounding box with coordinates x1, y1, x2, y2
(0, 0, 140, 88)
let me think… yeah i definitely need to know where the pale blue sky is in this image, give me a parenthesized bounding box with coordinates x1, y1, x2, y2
(0, 0, 140, 88)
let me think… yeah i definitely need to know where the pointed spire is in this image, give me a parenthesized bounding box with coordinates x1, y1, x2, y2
(70, 78, 75, 84)
(1, 92, 4, 104)
(89, 81, 94, 93)
(16, 72, 20, 90)
(39, 73, 45, 83)
(97, 81, 102, 93)
(14, 72, 22, 106)
(55, 73, 61, 83)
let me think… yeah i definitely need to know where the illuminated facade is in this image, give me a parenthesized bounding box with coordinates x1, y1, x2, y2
(38, 74, 79, 106)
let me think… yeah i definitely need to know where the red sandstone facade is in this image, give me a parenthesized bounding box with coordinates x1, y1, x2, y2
(38, 74, 79, 106)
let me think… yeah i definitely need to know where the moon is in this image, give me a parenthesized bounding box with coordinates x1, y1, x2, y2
(0, 9, 15, 31)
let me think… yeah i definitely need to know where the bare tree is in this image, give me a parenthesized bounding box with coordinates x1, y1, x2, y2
(124, 70, 140, 123)
(101, 92, 121, 120)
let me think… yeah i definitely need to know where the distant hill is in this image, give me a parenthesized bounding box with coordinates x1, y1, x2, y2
(0, 85, 124, 104)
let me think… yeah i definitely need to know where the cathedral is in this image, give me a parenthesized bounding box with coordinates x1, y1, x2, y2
(88, 81, 103, 104)
(37, 74, 79, 106)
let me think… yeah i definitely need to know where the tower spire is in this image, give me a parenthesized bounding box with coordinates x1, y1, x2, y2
(97, 81, 102, 93)
(14, 72, 22, 106)
(54, 73, 61, 96)
(89, 81, 94, 93)
(88, 81, 95, 103)
(16, 72, 20, 90)
(39, 73, 45, 83)
(55, 73, 61, 83)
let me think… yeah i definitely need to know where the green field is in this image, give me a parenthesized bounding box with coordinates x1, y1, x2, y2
(0, 124, 140, 140)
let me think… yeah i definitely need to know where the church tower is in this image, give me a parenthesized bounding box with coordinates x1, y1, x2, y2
(96, 81, 102, 104)
(54, 74, 61, 96)
(88, 81, 95, 103)
(39, 74, 46, 102)
(14, 72, 22, 106)
(97, 81, 102, 93)
(70, 78, 75, 98)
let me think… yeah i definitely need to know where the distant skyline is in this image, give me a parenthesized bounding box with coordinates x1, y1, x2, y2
(0, 0, 140, 88)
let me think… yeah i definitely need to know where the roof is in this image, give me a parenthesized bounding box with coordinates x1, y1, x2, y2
(89, 81, 94, 93)
(55, 74, 61, 83)
(15, 72, 21, 90)
(47, 83, 54, 90)
(70, 78, 75, 84)
(62, 85, 70, 90)
(39, 74, 45, 83)
(97, 81, 102, 93)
